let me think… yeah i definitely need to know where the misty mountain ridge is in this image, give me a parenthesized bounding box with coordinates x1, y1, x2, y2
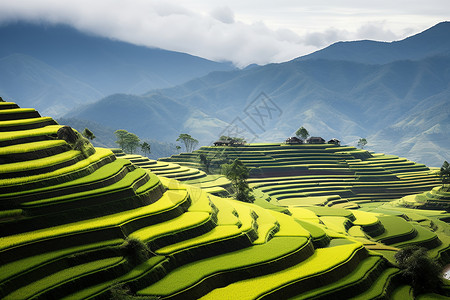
(0, 22, 234, 116)
(297, 21, 450, 64)
(65, 22, 450, 167)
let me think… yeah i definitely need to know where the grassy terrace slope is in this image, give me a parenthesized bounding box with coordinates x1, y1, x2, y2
(0, 102, 449, 299)
(112, 149, 231, 196)
(161, 143, 450, 270)
(161, 143, 440, 207)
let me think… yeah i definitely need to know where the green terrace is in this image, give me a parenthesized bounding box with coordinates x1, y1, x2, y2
(160, 143, 440, 205)
(113, 149, 231, 196)
(0, 102, 449, 299)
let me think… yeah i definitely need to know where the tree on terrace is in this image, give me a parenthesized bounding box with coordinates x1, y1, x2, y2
(221, 159, 254, 203)
(115, 129, 140, 154)
(82, 128, 96, 140)
(199, 154, 211, 174)
(440, 161, 450, 189)
(177, 133, 198, 152)
(357, 138, 367, 149)
(394, 246, 442, 296)
(141, 142, 151, 157)
(295, 126, 309, 140)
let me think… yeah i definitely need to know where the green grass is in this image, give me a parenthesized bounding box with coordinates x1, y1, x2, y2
(302, 206, 355, 220)
(0, 147, 114, 187)
(210, 195, 241, 226)
(60, 255, 166, 299)
(269, 210, 312, 238)
(137, 236, 310, 298)
(374, 216, 417, 244)
(199, 243, 365, 299)
(351, 210, 380, 226)
(240, 203, 279, 244)
(4, 256, 125, 299)
(129, 211, 212, 246)
(350, 268, 399, 299)
(155, 225, 244, 255)
(391, 224, 439, 248)
(0, 239, 123, 293)
(0, 125, 60, 142)
(0, 140, 68, 155)
(2, 107, 449, 300)
(295, 219, 330, 247)
(0, 149, 82, 174)
(227, 200, 257, 233)
(0, 116, 56, 128)
(20, 167, 153, 209)
(0, 190, 189, 251)
(0, 108, 37, 115)
(0, 159, 136, 201)
(320, 216, 352, 234)
(292, 255, 385, 299)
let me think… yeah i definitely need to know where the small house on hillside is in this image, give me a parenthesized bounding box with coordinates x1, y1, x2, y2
(307, 137, 325, 144)
(328, 138, 341, 146)
(213, 140, 233, 146)
(285, 137, 303, 144)
(213, 139, 245, 147)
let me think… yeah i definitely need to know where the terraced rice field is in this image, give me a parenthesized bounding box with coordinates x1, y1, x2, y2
(162, 144, 440, 208)
(112, 149, 231, 196)
(0, 102, 449, 299)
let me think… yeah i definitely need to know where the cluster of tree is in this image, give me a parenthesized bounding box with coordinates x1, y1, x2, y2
(115, 130, 141, 154)
(199, 154, 211, 174)
(177, 133, 198, 153)
(221, 159, 254, 203)
(394, 246, 442, 296)
(113, 129, 151, 156)
(198, 150, 230, 174)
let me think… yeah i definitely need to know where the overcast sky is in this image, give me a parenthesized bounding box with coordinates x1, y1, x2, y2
(0, 0, 448, 67)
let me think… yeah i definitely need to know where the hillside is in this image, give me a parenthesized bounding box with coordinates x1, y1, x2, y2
(297, 21, 450, 64)
(66, 93, 229, 148)
(1, 101, 450, 298)
(65, 22, 450, 166)
(69, 52, 450, 166)
(0, 22, 234, 116)
(56, 117, 179, 160)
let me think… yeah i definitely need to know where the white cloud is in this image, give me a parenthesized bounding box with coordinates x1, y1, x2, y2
(0, 0, 448, 67)
(210, 6, 235, 24)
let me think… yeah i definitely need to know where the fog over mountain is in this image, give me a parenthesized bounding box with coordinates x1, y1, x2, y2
(0, 22, 234, 116)
(2, 21, 448, 167)
(65, 22, 450, 167)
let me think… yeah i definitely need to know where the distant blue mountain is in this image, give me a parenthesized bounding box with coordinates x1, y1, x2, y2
(297, 21, 450, 64)
(67, 22, 450, 166)
(0, 22, 234, 115)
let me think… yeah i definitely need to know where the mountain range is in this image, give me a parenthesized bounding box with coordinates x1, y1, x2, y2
(0, 22, 233, 116)
(64, 22, 450, 167)
(1, 21, 449, 167)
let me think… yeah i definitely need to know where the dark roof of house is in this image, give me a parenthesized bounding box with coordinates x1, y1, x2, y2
(214, 140, 232, 144)
(286, 136, 303, 143)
